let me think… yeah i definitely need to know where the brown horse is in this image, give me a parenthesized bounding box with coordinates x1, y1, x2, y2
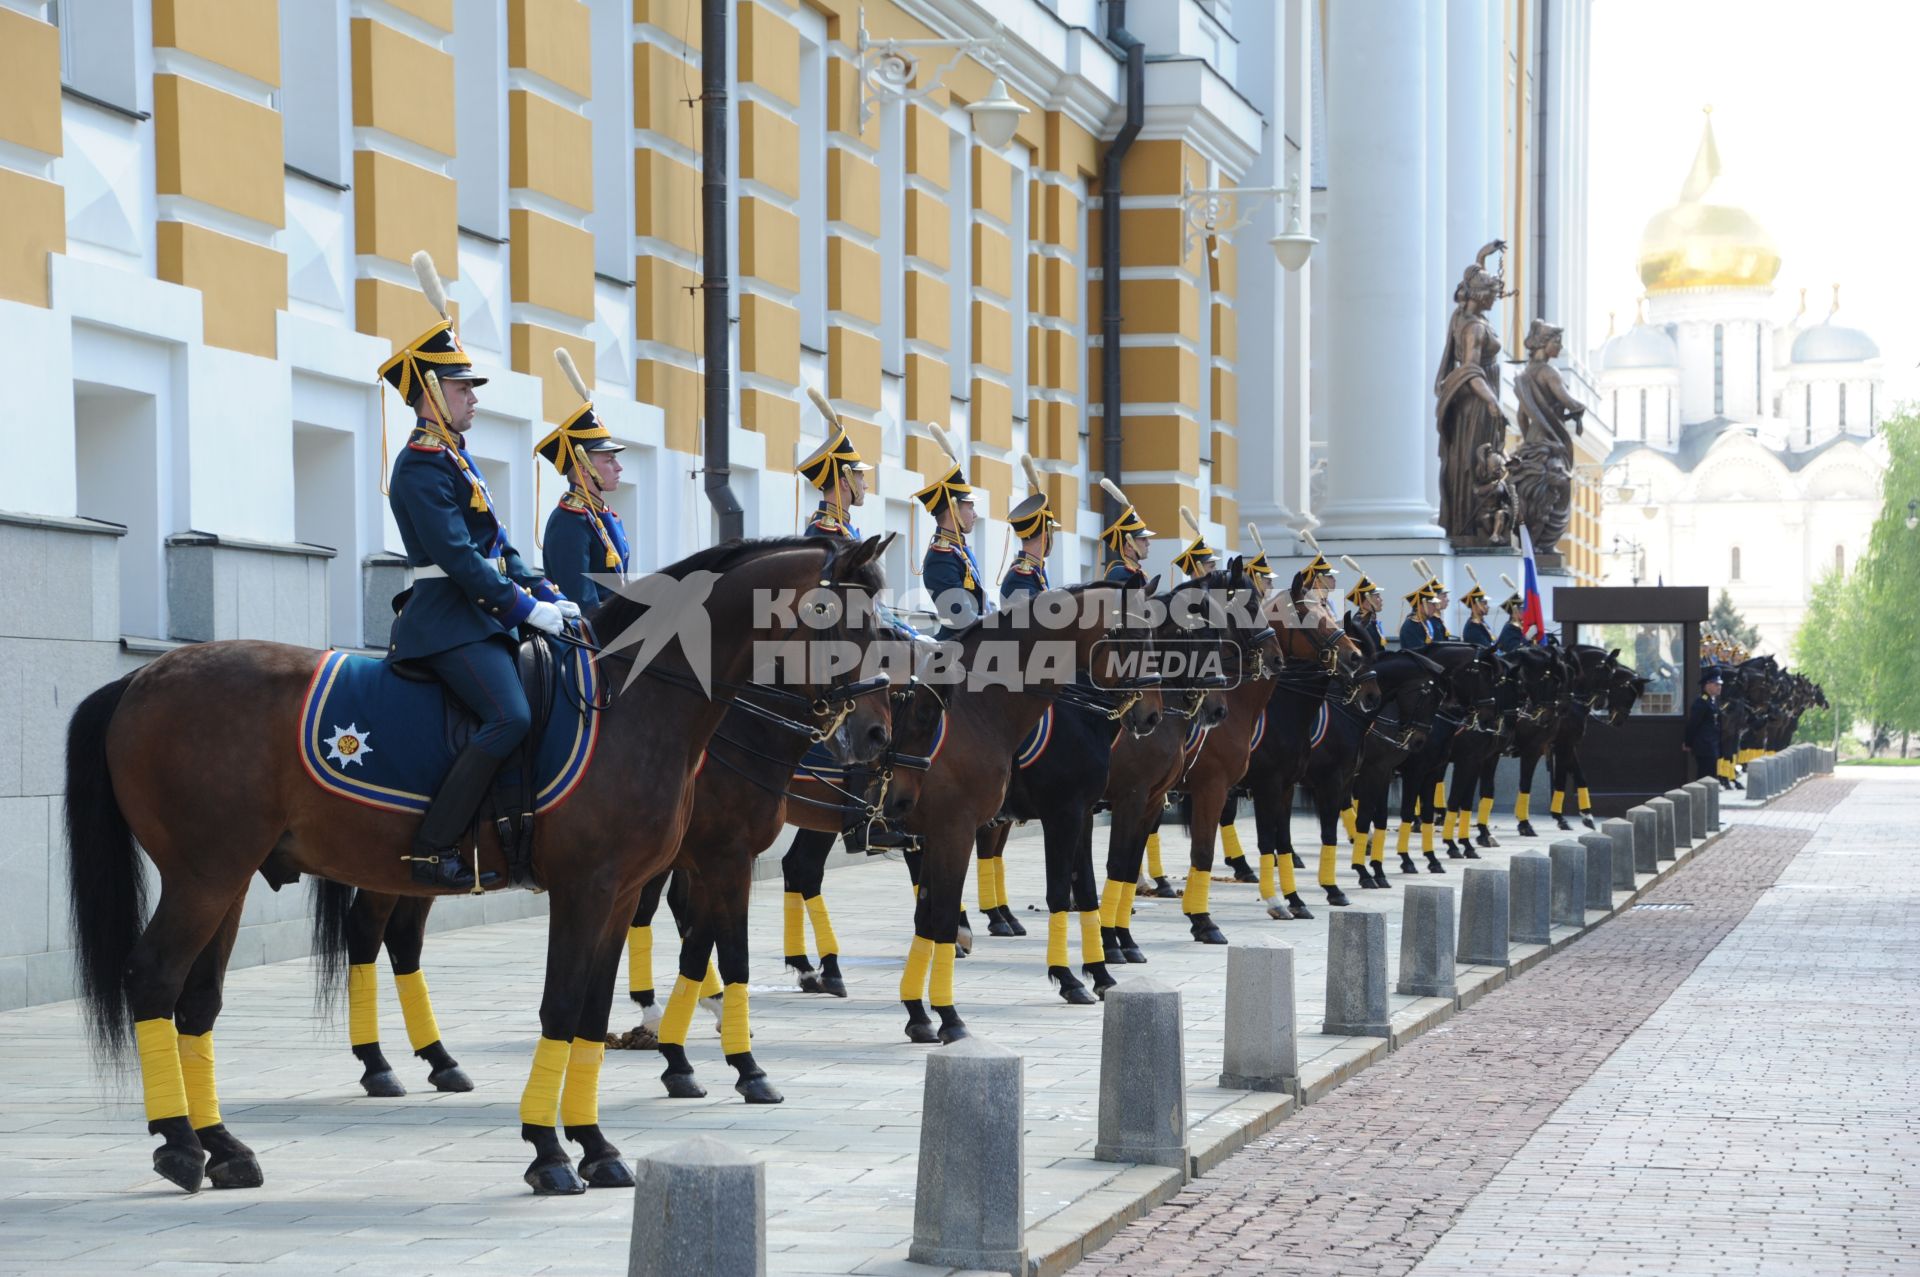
(64, 536, 895, 1196)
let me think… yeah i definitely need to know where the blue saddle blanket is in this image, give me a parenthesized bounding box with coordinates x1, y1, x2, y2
(298, 649, 600, 815)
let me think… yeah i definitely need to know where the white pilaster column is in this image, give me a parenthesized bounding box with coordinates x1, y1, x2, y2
(1446, 0, 1492, 281)
(1314, 0, 1442, 541)
(1423, 0, 1448, 516)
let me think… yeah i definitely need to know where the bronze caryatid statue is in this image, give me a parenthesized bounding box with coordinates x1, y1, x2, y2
(1434, 240, 1511, 545)
(1508, 318, 1585, 553)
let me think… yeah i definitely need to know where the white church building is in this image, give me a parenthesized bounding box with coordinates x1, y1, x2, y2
(1596, 112, 1886, 657)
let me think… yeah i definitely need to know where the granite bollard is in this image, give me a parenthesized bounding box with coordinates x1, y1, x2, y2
(1685, 782, 1711, 839)
(1601, 818, 1636, 891)
(1629, 806, 1658, 874)
(1396, 883, 1458, 998)
(1509, 852, 1552, 945)
(1577, 834, 1615, 911)
(1747, 759, 1771, 802)
(909, 1036, 1026, 1275)
(1662, 790, 1694, 849)
(1549, 841, 1588, 927)
(1648, 797, 1677, 861)
(1095, 980, 1188, 1173)
(1457, 866, 1510, 967)
(630, 1136, 765, 1277)
(1220, 942, 1298, 1093)
(1322, 911, 1390, 1038)
(1700, 778, 1721, 830)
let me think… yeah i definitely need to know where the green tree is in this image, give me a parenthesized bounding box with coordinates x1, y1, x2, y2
(1855, 409, 1920, 734)
(1709, 589, 1761, 649)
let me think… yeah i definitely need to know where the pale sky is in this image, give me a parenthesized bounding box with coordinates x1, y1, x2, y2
(1587, 0, 1920, 405)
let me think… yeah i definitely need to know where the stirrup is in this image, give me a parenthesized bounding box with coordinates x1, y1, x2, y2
(404, 849, 477, 890)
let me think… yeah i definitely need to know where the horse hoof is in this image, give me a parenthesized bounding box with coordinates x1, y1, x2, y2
(796, 970, 828, 994)
(1060, 983, 1096, 1006)
(1398, 855, 1419, 875)
(660, 1070, 707, 1100)
(1371, 868, 1394, 889)
(906, 1020, 940, 1045)
(936, 1021, 970, 1045)
(1581, 815, 1596, 830)
(1554, 816, 1572, 831)
(153, 1145, 205, 1194)
(429, 1066, 474, 1093)
(578, 1153, 636, 1188)
(1005, 915, 1029, 937)
(821, 975, 848, 998)
(1425, 856, 1447, 874)
(1462, 847, 1481, 860)
(360, 1070, 406, 1098)
(1324, 886, 1351, 906)
(1188, 915, 1228, 945)
(1445, 845, 1465, 859)
(1516, 820, 1537, 838)
(1103, 946, 1128, 966)
(1477, 829, 1499, 848)
(1121, 945, 1148, 964)
(1290, 852, 1305, 869)
(1230, 864, 1260, 884)
(524, 1160, 588, 1196)
(735, 1076, 785, 1105)
(955, 928, 973, 957)
(988, 915, 1016, 937)
(1287, 895, 1315, 921)
(206, 1153, 264, 1191)
(1356, 871, 1379, 889)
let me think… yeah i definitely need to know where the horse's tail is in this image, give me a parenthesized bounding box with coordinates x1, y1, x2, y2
(307, 877, 356, 1015)
(64, 673, 142, 1062)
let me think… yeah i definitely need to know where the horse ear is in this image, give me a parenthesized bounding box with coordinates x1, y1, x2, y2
(1144, 573, 1162, 595)
(1608, 647, 1620, 661)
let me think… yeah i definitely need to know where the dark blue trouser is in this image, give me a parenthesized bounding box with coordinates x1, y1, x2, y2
(425, 639, 532, 760)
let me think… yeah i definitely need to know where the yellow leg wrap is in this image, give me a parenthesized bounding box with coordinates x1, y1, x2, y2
(177, 1031, 220, 1129)
(1222, 824, 1247, 863)
(658, 974, 701, 1047)
(1421, 821, 1435, 853)
(930, 943, 956, 1005)
(1515, 792, 1532, 822)
(1258, 849, 1277, 898)
(900, 935, 935, 1000)
(1351, 833, 1367, 867)
(136, 1018, 188, 1124)
(1397, 821, 1412, 855)
(1433, 781, 1447, 807)
(1370, 827, 1387, 864)
(1047, 912, 1070, 966)
(1318, 844, 1338, 887)
(1146, 831, 1166, 879)
(1458, 809, 1474, 841)
(558, 1037, 605, 1127)
(1477, 797, 1494, 825)
(1278, 850, 1298, 895)
(719, 983, 751, 1056)
(1550, 791, 1565, 815)
(518, 1035, 571, 1127)
(1342, 807, 1359, 844)
(1080, 910, 1104, 963)
(805, 895, 840, 958)
(782, 893, 805, 959)
(348, 962, 379, 1048)
(975, 858, 992, 913)
(1099, 879, 1125, 928)
(1120, 880, 1138, 926)
(1577, 787, 1591, 812)
(393, 969, 441, 1052)
(700, 962, 722, 1001)
(629, 924, 655, 995)
(1182, 869, 1211, 915)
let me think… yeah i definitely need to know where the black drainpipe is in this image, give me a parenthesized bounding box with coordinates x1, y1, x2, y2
(1101, 1, 1145, 534)
(701, 0, 744, 540)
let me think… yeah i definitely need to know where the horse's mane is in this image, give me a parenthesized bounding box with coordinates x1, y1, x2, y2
(949, 579, 1113, 644)
(588, 535, 883, 638)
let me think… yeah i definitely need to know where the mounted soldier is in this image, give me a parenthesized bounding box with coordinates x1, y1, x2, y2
(1243, 522, 1277, 596)
(381, 252, 569, 891)
(1460, 572, 1494, 647)
(1097, 477, 1157, 587)
(537, 349, 629, 611)
(1001, 455, 1057, 600)
(1494, 577, 1528, 651)
(798, 397, 874, 541)
(1173, 506, 1218, 582)
(915, 424, 984, 640)
(1397, 579, 1442, 650)
(1340, 555, 1387, 661)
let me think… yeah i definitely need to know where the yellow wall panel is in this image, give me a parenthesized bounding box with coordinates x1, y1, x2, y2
(1211, 303, 1238, 362)
(512, 323, 596, 421)
(0, 169, 63, 307)
(738, 101, 800, 198)
(1043, 111, 1097, 179)
(824, 57, 877, 148)
(905, 106, 949, 188)
(634, 256, 702, 355)
(1211, 367, 1237, 425)
(634, 149, 700, 252)
(904, 352, 948, 424)
(1116, 417, 1199, 473)
(1128, 483, 1201, 546)
(904, 270, 948, 347)
(635, 357, 701, 454)
(741, 388, 799, 471)
(353, 150, 457, 271)
(1031, 400, 1079, 470)
(356, 277, 446, 349)
(968, 455, 1011, 511)
(384, 0, 454, 30)
(635, 0, 700, 51)
(827, 238, 882, 324)
(0, 10, 62, 156)
(351, 19, 455, 156)
(971, 146, 1012, 222)
(739, 294, 799, 383)
(737, 1, 799, 106)
(1045, 470, 1079, 534)
(157, 221, 286, 358)
(1211, 428, 1238, 487)
(509, 209, 594, 320)
(969, 379, 1011, 450)
(1039, 183, 1079, 251)
(1127, 346, 1197, 406)
(971, 223, 1010, 298)
(510, 91, 594, 211)
(1210, 493, 1238, 535)
(154, 76, 284, 227)
(903, 434, 947, 487)
(154, 0, 279, 86)
(1126, 139, 1206, 197)
(828, 327, 882, 411)
(1116, 207, 1200, 272)
(1034, 328, 1077, 395)
(1085, 277, 1197, 339)
(971, 302, 1010, 375)
(827, 148, 880, 236)
(634, 42, 699, 151)
(509, 0, 592, 98)
(904, 189, 948, 268)
(738, 197, 800, 291)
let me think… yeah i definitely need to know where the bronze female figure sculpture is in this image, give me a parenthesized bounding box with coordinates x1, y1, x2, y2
(1434, 240, 1511, 544)
(1507, 318, 1585, 553)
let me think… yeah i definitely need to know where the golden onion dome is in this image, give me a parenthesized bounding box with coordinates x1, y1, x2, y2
(1637, 111, 1780, 294)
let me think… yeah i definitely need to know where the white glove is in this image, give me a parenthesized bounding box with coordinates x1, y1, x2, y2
(525, 600, 565, 635)
(555, 599, 582, 620)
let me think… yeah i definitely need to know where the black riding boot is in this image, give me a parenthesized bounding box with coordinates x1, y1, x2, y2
(408, 746, 502, 891)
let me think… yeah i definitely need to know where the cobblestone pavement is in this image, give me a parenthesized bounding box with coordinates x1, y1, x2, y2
(1076, 771, 1920, 1277)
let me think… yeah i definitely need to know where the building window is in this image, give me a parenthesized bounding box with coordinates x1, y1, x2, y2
(281, 0, 348, 185)
(1712, 323, 1724, 416)
(49, 0, 142, 114)
(588, 0, 638, 280)
(796, 28, 827, 351)
(1754, 325, 1763, 410)
(451, 8, 506, 240)
(1730, 546, 1741, 581)
(1835, 545, 1845, 575)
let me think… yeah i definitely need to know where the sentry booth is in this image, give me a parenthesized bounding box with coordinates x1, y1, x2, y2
(1552, 585, 1710, 817)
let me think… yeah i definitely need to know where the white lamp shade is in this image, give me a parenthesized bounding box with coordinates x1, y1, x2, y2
(1270, 230, 1317, 273)
(966, 77, 1029, 150)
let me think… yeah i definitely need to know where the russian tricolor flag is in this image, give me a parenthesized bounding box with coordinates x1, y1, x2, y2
(1517, 526, 1547, 642)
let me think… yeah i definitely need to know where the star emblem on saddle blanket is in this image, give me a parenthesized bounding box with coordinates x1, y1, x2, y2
(324, 724, 373, 768)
